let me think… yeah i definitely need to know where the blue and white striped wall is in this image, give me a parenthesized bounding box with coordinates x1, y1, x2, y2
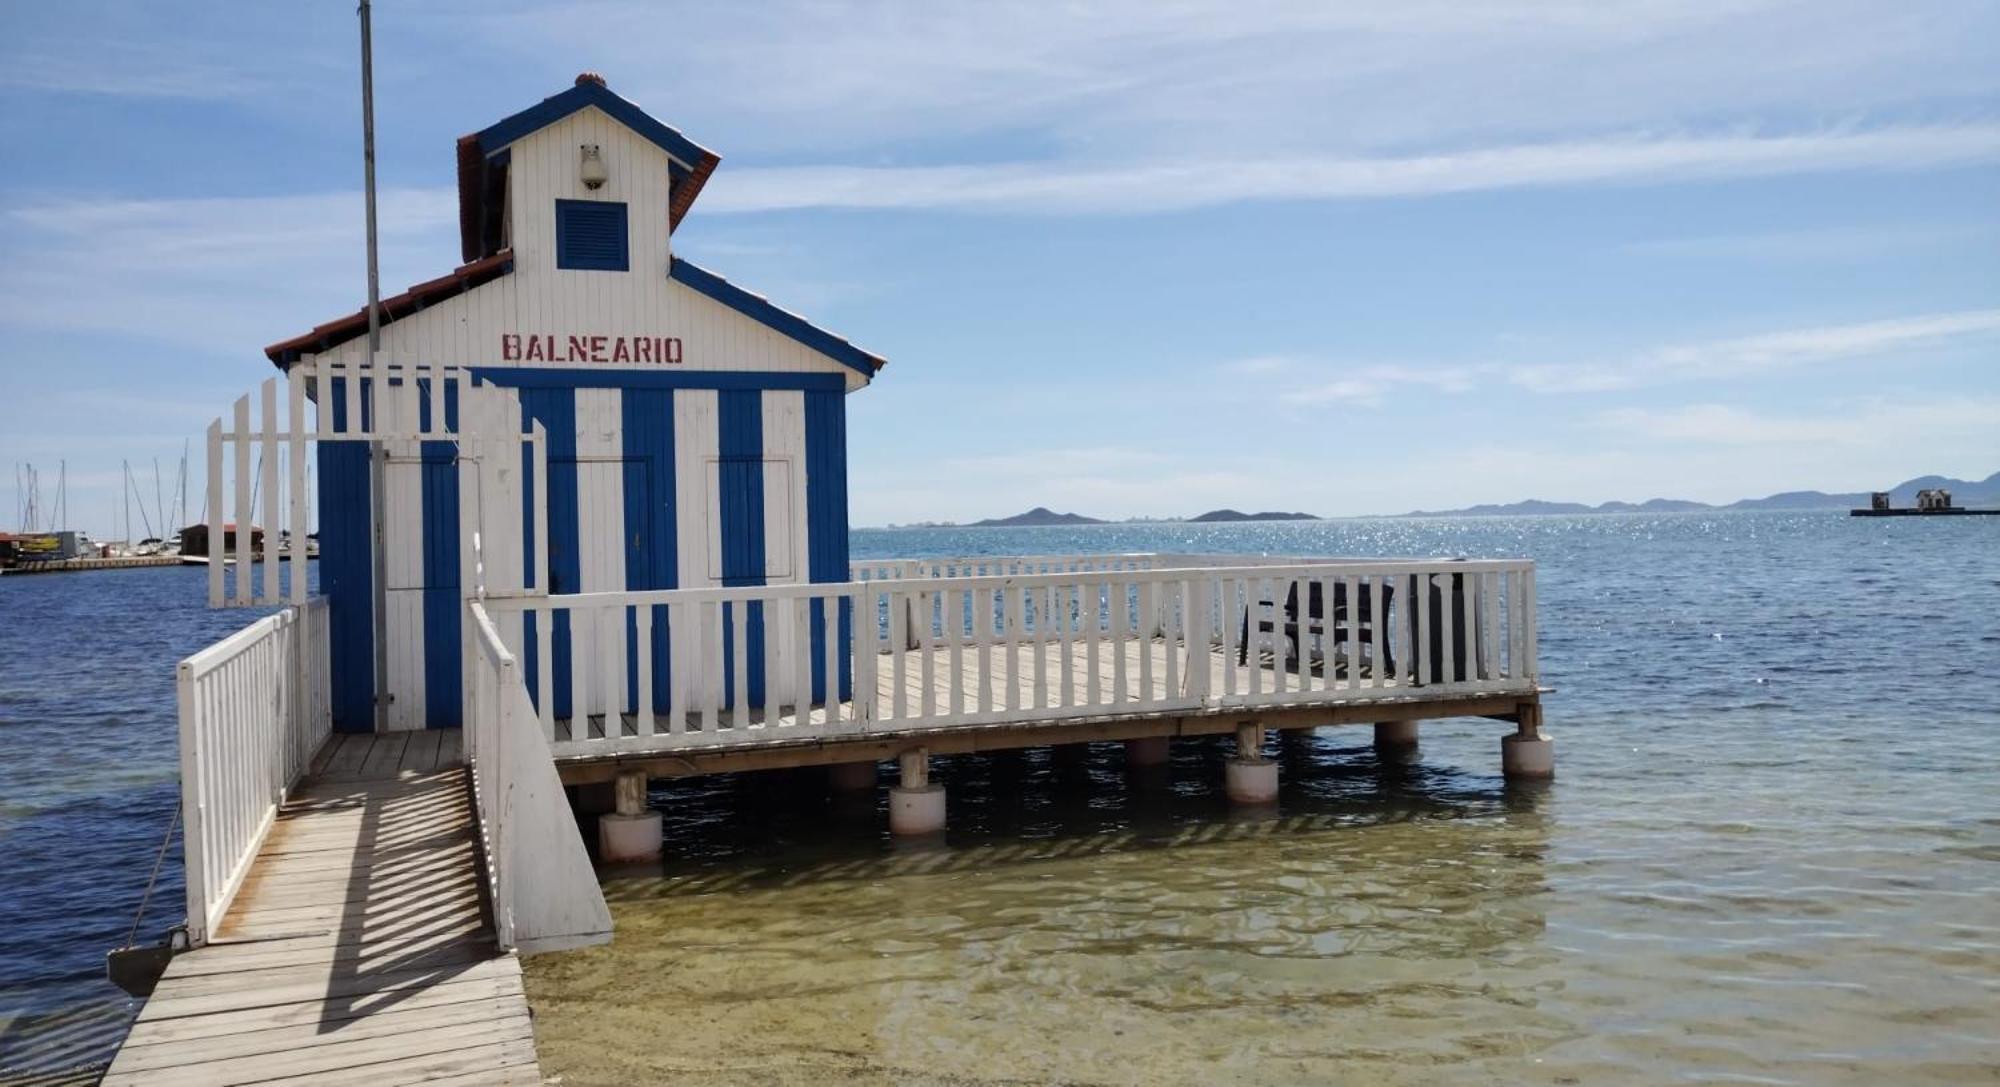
(318, 370, 850, 732)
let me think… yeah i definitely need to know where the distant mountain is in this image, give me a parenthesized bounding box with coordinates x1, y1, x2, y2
(968, 507, 1108, 527)
(1401, 472, 2000, 518)
(1187, 509, 1319, 523)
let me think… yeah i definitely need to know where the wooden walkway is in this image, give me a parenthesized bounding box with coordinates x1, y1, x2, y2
(104, 731, 544, 1086)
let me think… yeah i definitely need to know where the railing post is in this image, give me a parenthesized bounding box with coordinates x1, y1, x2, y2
(176, 658, 208, 948)
(1523, 565, 1539, 682)
(850, 588, 877, 727)
(494, 650, 517, 951)
(1188, 576, 1211, 705)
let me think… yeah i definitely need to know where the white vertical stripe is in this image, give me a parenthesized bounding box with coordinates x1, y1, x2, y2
(382, 414, 427, 732)
(674, 389, 719, 591)
(674, 389, 720, 712)
(762, 390, 806, 706)
(574, 388, 626, 716)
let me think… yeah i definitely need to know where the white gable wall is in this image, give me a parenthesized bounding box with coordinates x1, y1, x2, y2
(306, 106, 864, 387)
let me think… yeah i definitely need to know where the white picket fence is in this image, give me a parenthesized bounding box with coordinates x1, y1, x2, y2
(464, 601, 611, 954)
(480, 555, 1537, 759)
(176, 598, 331, 947)
(201, 356, 547, 611)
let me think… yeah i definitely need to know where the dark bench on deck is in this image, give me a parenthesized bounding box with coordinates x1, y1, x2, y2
(1238, 580, 1397, 677)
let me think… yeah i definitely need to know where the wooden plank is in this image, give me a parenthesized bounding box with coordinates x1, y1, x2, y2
(157, 932, 490, 980)
(142, 953, 518, 1011)
(112, 1003, 533, 1076)
(318, 734, 374, 779)
(117, 973, 524, 1048)
(307, 733, 349, 778)
(400, 729, 444, 773)
(105, 1032, 538, 1087)
(356, 733, 410, 779)
(105, 764, 542, 1086)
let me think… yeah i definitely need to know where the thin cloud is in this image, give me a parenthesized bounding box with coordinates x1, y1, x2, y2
(1508, 309, 2000, 392)
(1279, 365, 1481, 406)
(1230, 309, 2000, 402)
(1594, 399, 2000, 447)
(1626, 224, 1979, 262)
(700, 124, 2000, 215)
(473, 1, 2000, 161)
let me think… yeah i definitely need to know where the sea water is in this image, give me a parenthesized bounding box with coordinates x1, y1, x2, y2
(3, 513, 1996, 1083)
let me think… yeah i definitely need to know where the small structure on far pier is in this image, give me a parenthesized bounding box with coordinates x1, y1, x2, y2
(1852, 487, 1999, 517)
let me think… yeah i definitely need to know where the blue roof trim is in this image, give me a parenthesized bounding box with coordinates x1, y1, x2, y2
(669, 257, 885, 380)
(474, 82, 714, 170)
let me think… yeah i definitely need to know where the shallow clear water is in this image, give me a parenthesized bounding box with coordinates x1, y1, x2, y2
(2, 515, 1996, 1083)
(524, 513, 2000, 1085)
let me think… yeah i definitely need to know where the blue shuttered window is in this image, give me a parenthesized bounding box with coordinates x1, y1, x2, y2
(554, 199, 629, 271)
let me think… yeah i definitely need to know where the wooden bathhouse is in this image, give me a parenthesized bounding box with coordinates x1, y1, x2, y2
(265, 73, 879, 735)
(108, 74, 1550, 1084)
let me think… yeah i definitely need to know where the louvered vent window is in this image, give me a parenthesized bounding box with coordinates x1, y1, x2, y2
(554, 199, 629, 271)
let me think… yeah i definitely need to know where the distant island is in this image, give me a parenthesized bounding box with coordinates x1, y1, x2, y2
(1187, 510, 1319, 523)
(881, 472, 1999, 528)
(968, 507, 1108, 527)
(1399, 472, 2000, 517)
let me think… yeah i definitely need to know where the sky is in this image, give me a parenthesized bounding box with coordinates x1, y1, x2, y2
(1, 1, 1996, 531)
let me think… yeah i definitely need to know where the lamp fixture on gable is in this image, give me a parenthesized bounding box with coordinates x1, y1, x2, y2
(579, 144, 607, 190)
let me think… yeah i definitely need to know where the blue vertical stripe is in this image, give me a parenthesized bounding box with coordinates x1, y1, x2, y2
(804, 390, 851, 702)
(418, 378, 461, 728)
(621, 390, 676, 713)
(519, 387, 578, 721)
(318, 430, 373, 732)
(320, 375, 377, 732)
(716, 390, 765, 704)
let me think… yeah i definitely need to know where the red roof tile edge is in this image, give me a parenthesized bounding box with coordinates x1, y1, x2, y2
(264, 249, 515, 365)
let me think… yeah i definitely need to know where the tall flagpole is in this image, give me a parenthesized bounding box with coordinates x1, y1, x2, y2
(360, 0, 389, 732)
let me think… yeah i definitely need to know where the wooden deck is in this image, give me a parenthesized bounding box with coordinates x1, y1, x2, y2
(104, 731, 544, 1086)
(553, 637, 1480, 743)
(546, 636, 1538, 785)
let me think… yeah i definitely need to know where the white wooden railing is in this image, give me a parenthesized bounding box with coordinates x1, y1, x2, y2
(464, 601, 611, 954)
(202, 356, 547, 610)
(481, 556, 1536, 759)
(851, 554, 1163, 582)
(176, 598, 332, 946)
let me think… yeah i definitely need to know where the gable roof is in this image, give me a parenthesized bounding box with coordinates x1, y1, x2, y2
(670, 257, 886, 378)
(458, 74, 721, 263)
(266, 77, 887, 379)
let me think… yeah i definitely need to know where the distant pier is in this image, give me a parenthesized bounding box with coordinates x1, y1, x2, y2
(1, 555, 185, 575)
(1849, 507, 2000, 517)
(1851, 487, 1999, 517)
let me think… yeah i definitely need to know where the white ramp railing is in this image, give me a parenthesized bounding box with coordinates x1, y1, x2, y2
(465, 601, 612, 955)
(177, 598, 331, 947)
